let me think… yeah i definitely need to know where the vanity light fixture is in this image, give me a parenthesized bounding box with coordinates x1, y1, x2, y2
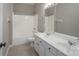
(44, 3, 54, 9)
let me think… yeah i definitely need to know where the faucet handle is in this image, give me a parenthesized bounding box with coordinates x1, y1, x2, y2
(68, 40, 75, 45)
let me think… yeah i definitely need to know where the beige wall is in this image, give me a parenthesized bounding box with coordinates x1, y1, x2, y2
(55, 3, 79, 37)
(13, 3, 34, 15)
(35, 3, 45, 32)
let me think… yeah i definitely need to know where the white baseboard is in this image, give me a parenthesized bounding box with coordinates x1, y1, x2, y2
(5, 45, 13, 56)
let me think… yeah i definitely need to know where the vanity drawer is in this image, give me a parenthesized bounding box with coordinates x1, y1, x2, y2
(34, 35, 39, 42)
(34, 42, 39, 52)
(43, 40, 66, 56)
(49, 46, 66, 56)
(34, 35, 45, 56)
(43, 41, 55, 56)
(35, 36, 44, 45)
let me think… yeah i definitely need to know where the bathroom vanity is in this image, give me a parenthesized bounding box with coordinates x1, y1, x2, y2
(33, 32, 79, 56)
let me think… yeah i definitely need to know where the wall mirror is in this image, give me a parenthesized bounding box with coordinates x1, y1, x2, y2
(44, 3, 79, 38)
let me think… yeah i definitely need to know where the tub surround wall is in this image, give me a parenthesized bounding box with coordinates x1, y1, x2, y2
(13, 15, 34, 45)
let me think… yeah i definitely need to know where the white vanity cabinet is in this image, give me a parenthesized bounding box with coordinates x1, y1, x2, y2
(34, 35, 66, 56)
(43, 41, 56, 56)
(44, 45, 55, 56)
(34, 36, 45, 56)
(34, 40, 39, 53)
(38, 43, 45, 56)
(43, 41, 66, 56)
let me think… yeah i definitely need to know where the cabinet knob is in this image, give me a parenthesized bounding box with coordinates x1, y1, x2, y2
(48, 48, 51, 50)
(33, 41, 34, 44)
(48, 48, 51, 52)
(40, 41, 42, 43)
(37, 43, 39, 46)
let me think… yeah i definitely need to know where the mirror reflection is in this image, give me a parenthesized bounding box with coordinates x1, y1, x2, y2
(45, 3, 79, 37)
(44, 3, 55, 33)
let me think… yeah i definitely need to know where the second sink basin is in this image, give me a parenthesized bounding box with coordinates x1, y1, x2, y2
(56, 42, 79, 55)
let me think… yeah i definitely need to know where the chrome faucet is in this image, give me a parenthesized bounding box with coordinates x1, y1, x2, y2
(68, 40, 76, 46)
(46, 33, 50, 36)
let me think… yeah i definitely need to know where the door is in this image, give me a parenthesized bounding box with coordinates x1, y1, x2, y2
(0, 3, 3, 56)
(0, 3, 13, 56)
(0, 15, 3, 55)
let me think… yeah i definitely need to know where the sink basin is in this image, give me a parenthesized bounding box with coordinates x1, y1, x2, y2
(68, 45, 79, 55)
(56, 42, 79, 55)
(56, 42, 70, 49)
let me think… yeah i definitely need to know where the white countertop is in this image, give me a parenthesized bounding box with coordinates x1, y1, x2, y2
(35, 32, 79, 56)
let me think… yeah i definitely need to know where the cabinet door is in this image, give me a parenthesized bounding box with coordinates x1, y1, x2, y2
(34, 42, 39, 53)
(38, 44, 45, 56)
(45, 45, 55, 56)
(45, 48, 55, 56)
(34, 36, 45, 56)
(44, 41, 66, 56)
(43, 41, 55, 56)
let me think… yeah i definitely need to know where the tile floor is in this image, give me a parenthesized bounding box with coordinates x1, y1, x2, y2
(7, 43, 38, 56)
